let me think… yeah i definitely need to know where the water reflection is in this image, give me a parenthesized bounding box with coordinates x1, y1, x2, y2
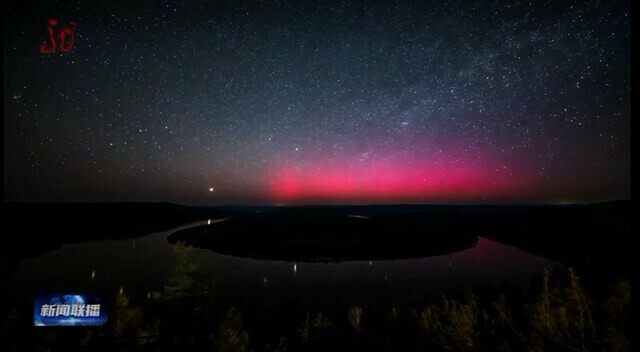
(4, 203, 629, 351)
(11, 228, 563, 352)
(5, 221, 566, 351)
(8, 218, 554, 313)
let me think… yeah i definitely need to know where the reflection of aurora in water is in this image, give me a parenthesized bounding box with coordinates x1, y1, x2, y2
(15, 252, 630, 351)
(6, 216, 628, 350)
(9, 218, 554, 315)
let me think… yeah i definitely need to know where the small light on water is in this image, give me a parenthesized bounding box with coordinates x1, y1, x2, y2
(207, 219, 211, 225)
(91, 270, 96, 280)
(119, 285, 124, 295)
(263, 277, 268, 284)
(293, 264, 297, 273)
(369, 261, 372, 266)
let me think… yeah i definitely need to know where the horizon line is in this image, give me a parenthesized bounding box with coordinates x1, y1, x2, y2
(4, 198, 630, 207)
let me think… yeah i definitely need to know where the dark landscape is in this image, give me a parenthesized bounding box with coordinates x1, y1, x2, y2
(3, 201, 631, 351)
(4, 0, 630, 350)
(5, 200, 630, 275)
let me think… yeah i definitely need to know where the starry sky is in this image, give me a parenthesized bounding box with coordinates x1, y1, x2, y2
(4, 0, 630, 205)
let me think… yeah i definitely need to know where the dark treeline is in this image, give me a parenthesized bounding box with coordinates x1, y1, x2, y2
(4, 243, 630, 351)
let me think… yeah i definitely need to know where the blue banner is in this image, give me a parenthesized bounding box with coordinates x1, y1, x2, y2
(34, 294, 108, 326)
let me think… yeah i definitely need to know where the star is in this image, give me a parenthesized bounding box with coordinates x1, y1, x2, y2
(2, 0, 629, 204)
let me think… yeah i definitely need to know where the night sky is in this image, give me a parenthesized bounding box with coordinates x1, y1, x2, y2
(4, 0, 630, 205)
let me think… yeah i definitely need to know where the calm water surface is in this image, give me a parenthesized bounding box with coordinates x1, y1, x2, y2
(8, 218, 556, 313)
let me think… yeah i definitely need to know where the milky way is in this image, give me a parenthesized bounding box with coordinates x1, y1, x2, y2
(4, 0, 630, 204)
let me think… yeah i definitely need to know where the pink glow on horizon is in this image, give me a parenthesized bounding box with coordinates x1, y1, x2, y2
(268, 156, 530, 203)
